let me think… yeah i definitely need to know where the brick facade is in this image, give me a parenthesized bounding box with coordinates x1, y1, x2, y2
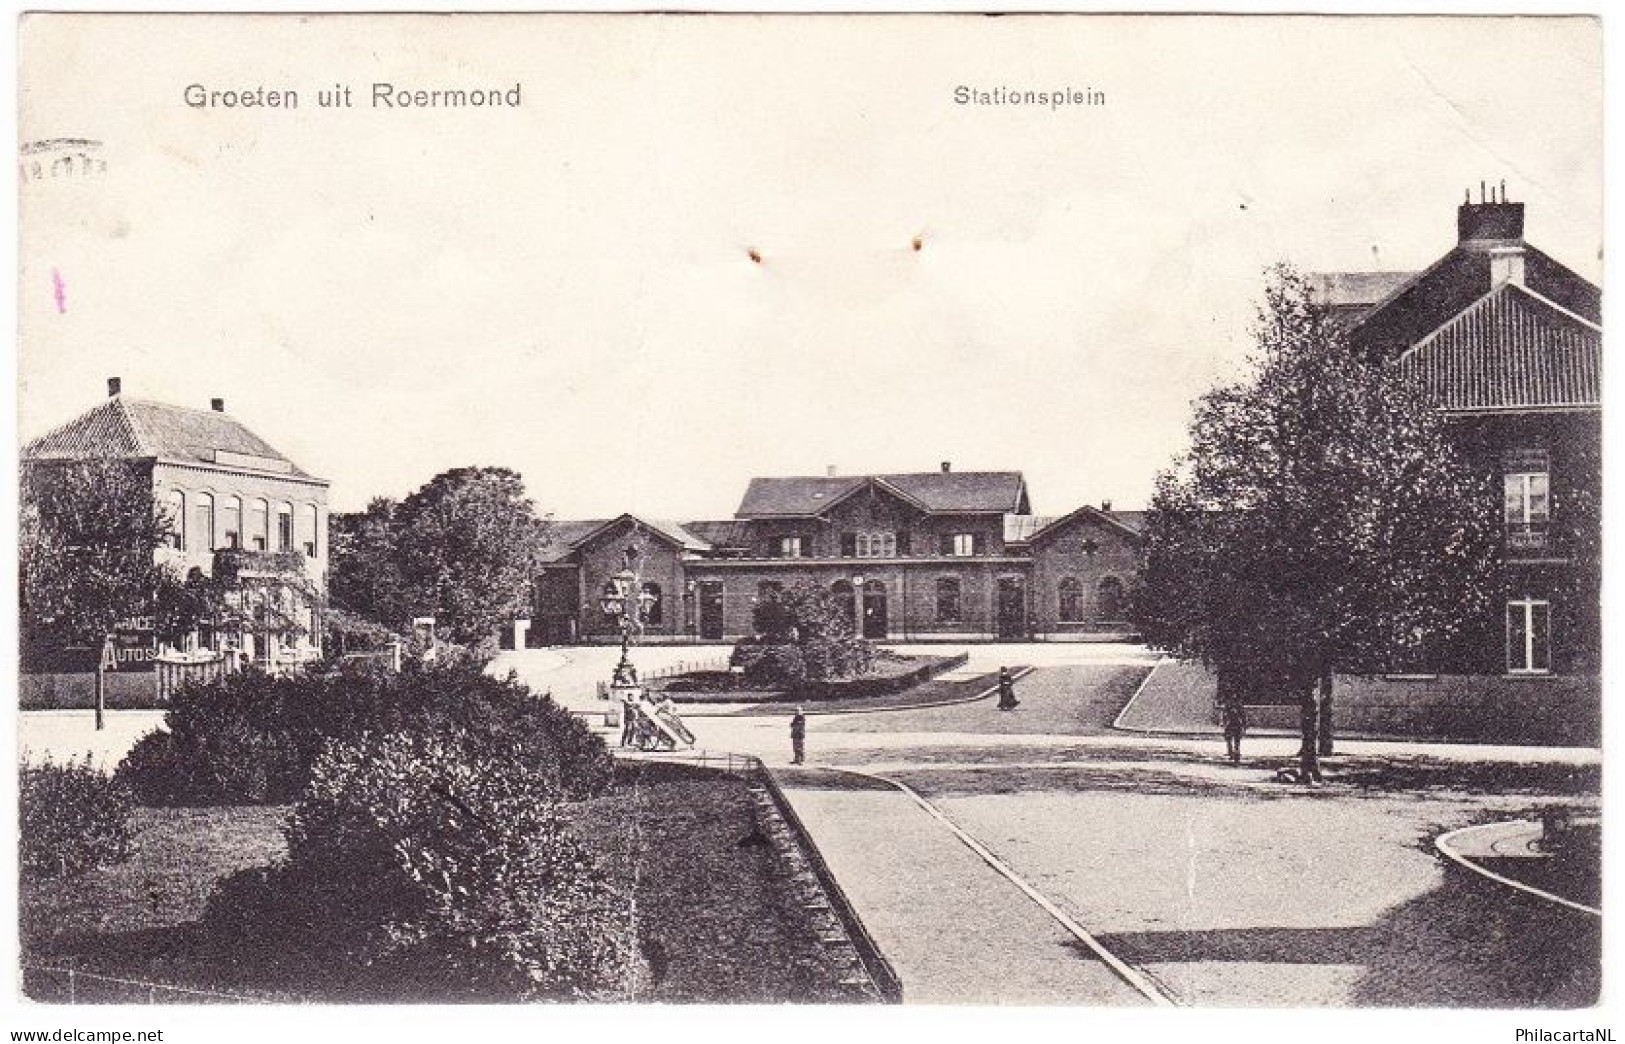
(531, 471, 1142, 645)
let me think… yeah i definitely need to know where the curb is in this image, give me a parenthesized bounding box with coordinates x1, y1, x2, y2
(1435, 820, 1601, 917)
(1108, 657, 1171, 733)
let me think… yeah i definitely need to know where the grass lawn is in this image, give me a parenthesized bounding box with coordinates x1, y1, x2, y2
(21, 805, 291, 1002)
(567, 761, 867, 1003)
(23, 765, 863, 1004)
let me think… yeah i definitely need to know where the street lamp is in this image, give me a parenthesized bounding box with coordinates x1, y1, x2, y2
(599, 545, 655, 689)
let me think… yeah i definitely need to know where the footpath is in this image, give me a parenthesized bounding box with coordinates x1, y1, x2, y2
(771, 766, 1151, 1005)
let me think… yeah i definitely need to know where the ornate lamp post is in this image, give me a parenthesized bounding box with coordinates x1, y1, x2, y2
(598, 545, 655, 717)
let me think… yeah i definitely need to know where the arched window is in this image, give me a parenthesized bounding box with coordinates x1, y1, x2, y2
(276, 502, 294, 552)
(248, 499, 269, 551)
(300, 504, 319, 558)
(642, 582, 663, 626)
(192, 493, 215, 552)
(1098, 576, 1125, 622)
(166, 490, 186, 550)
(1058, 577, 1084, 622)
(221, 496, 242, 549)
(936, 577, 962, 622)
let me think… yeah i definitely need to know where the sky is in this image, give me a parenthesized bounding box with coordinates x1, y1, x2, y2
(18, 14, 1603, 519)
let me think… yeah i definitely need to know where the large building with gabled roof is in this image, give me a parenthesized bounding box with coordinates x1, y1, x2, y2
(22, 378, 331, 671)
(529, 463, 1142, 645)
(1317, 192, 1600, 678)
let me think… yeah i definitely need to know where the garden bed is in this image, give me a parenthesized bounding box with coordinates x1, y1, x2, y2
(22, 767, 863, 1003)
(651, 652, 967, 705)
(561, 760, 866, 1001)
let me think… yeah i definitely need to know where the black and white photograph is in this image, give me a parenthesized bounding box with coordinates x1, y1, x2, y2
(9, 8, 1610, 1037)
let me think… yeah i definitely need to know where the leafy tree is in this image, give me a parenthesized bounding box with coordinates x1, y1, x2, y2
(328, 469, 550, 648)
(327, 498, 412, 634)
(731, 581, 873, 684)
(1138, 265, 1499, 778)
(20, 458, 181, 729)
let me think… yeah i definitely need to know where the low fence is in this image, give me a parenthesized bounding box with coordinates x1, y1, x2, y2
(21, 964, 275, 1005)
(595, 656, 733, 700)
(155, 654, 240, 700)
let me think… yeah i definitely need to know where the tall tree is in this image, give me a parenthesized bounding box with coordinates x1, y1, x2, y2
(330, 468, 550, 648)
(20, 458, 180, 729)
(328, 497, 412, 632)
(1137, 265, 1500, 779)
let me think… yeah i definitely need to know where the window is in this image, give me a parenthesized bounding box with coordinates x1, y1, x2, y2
(1098, 577, 1125, 621)
(841, 532, 857, 558)
(1506, 598, 1552, 674)
(221, 496, 242, 549)
(277, 503, 294, 552)
(936, 578, 962, 622)
(192, 493, 215, 551)
(248, 499, 269, 551)
(855, 532, 896, 558)
(166, 490, 186, 549)
(777, 535, 804, 559)
(941, 533, 981, 557)
(642, 583, 663, 626)
(301, 504, 319, 558)
(1504, 451, 1551, 553)
(1058, 577, 1084, 622)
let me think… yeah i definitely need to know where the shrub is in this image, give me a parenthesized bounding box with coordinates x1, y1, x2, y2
(203, 730, 630, 1001)
(116, 660, 612, 806)
(731, 581, 872, 685)
(20, 757, 135, 877)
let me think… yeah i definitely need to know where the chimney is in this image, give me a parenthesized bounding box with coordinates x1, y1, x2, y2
(106, 377, 121, 397)
(826, 464, 838, 477)
(940, 461, 952, 473)
(1101, 499, 1113, 512)
(210, 398, 225, 413)
(1457, 184, 1524, 245)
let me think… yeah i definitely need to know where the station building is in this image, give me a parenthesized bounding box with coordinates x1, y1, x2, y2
(530, 465, 1143, 645)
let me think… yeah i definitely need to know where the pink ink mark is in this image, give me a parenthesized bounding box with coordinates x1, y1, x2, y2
(51, 268, 66, 313)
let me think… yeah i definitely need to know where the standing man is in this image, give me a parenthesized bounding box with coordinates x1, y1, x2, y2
(790, 706, 807, 765)
(1216, 669, 1246, 764)
(996, 667, 1020, 711)
(620, 690, 639, 748)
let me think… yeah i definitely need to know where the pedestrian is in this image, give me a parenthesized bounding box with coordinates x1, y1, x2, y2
(620, 691, 639, 748)
(790, 706, 806, 764)
(1220, 699, 1247, 764)
(996, 666, 1020, 710)
(1215, 669, 1248, 764)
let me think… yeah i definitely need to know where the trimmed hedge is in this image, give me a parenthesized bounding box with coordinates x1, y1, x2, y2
(202, 730, 630, 1001)
(116, 660, 612, 806)
(20, 757, 135, 878)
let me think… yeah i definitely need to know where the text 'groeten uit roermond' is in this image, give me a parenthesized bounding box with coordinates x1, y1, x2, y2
(182, 82, 524, 110)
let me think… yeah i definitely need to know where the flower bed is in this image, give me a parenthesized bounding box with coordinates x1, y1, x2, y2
(651, 652, 968, 704)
